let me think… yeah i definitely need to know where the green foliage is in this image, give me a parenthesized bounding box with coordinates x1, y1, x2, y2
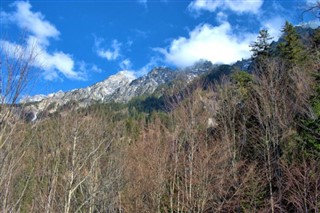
(128, 95, 165, 115)
(231, 70, 253, 99)
(300, 117, 320, 153)
(3, 21, 320, 213)
(231, 70, 253, 85)
(202, 64, 233, 89)
(125, 117, 141, 140)
(278, 21, 307, 66)
(313, 28, 320, 49)
(240, 173, 268, 212)
(249, 29, 273, 72)
(87, 101, 126, 114)
(250, 29, 273, 60)
(298, 72, 320, 156)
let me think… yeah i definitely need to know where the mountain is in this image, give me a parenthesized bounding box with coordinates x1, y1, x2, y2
(17, 25, 320, 121)
(109, 63, 214, 103)
(21, 61, 217, 116)
(21, 70, 135, 113)
(109, 67, 176, 103)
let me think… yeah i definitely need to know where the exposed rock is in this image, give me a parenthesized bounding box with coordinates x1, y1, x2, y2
(22, 61, 216, 115)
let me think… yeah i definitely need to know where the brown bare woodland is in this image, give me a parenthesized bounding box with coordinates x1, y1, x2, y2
(0, 39, 37, 212)
(1, 54, 320, 213)
(1, 18, 320, 213)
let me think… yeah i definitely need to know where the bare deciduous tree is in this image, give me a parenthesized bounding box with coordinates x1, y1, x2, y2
(283, 159, 320, 212)
(0, 37, 37, 212)
(248, 58, 312, 212)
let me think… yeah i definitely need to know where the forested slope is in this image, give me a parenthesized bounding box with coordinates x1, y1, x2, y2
(0, 22, 320, 212)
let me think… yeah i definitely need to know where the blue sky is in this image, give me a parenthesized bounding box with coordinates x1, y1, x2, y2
(0, 0, 319, 96)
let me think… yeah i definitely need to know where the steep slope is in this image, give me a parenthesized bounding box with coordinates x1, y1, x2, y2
(21, 60, 218, 115)
(111, 67, 181, 103)
(22, 71, 135, 112)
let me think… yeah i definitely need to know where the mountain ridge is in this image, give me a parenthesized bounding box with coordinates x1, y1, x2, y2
(22, 25, 318, 112)
(21, 60, 219, 117)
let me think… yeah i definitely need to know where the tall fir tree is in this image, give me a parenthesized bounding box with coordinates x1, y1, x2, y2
(298, 71, 320, 157)
(250, 29, 273, 60)
(298, 27, 320, 156)
(278, 21, 306, 66)
(250, 29, 273, 71)
(312, 28, 320, 49)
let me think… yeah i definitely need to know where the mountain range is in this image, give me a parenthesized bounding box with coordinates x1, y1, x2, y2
(21, 60, 221, 118)
(21, 25, 318, 120)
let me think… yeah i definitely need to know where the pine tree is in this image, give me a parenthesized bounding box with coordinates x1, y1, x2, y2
(312, 28, 320, 49)
(250, 29, 273, 72)
(298, 72, 320, 157)
(298, 28, 320, 157)
(250, 29, 273, 60)
(278, 21, 306, 66)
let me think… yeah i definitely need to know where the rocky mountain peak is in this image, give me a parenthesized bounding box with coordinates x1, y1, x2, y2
(22, 60, 218, 115)
(105, 70, 136, 82)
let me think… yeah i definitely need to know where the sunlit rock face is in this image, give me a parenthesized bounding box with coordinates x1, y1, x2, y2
(21, 60, 216, 114)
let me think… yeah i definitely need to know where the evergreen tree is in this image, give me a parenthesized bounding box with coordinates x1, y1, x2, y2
(312, 28, 320, 49)
(250, 29, 273, 72)
(278, 21, 306, 66)
(297, 28, 320, 157)
(298, 72, 320, 156)
(231, 70, 253, 99)
(250, 29, 273, 61)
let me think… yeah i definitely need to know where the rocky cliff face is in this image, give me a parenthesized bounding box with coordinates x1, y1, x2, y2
(21, 61, 216, 115)
(110, 67, 178, 103)
(21, 70, 135, 113)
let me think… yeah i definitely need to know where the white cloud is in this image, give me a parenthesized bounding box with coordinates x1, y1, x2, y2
(2, 1, 60, 46)
(157, 22, 255, 67)
(79, 61, 102, 74)
(119, 59, 132, 70)
(134, 57, 161, 77)
(96, 39, 121, 61)
(306, 0, 318, 5)
(188, 0, 221, 13)
(91, 65, 102, 73)
(261, 16, 285, 40)
(45, 52, 79, 80)
(188, 0, 263, 14)
(1, 38, 86, 81)
(118, 57, 160, 77)
(0, 1, 85, 81)
(216, 11, 228, 23)
(0, 39, 33, 62)
(304, 20, 320, 28)
(119, 70, 137, 79)
(226, 0, 263, 14)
